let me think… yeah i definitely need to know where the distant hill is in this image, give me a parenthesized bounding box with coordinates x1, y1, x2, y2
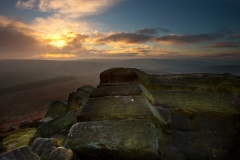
(193, 65, 240, 76)
(0, 76, 77, 95)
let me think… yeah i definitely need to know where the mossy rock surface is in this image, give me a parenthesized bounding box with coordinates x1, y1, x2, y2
(3, 128, 37, 152)
(89, 82, 143, 98)
(66, 91, 89, 112)
(77, 96, 164, 126)
(77, 85, 95, 94)
(45, 101, 67, 118)
(151, 90, 240, 115)
(140, 73, 240, 94)
(37, 110, 77, 138)
(68, 119, 162, 160)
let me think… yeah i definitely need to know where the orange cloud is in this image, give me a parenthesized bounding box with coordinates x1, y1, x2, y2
(16, 0, 122, 18)
(30, 14, 90, 38)
(41, 53, 77, 59)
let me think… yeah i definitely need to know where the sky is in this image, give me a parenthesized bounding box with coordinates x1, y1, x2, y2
(0, 0, 240, 60)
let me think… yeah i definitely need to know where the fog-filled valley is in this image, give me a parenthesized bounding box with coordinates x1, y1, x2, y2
(1, 58, 240, 88)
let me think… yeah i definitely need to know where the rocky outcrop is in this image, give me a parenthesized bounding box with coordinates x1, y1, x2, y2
(68, 68, 240, 160)
(0, 146, 40, 160)
(45, 101, 67, 118)
(1, 68, 239, 159)
(68, 68, 166, 159)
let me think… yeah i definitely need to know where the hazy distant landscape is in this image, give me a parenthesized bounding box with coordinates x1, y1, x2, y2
(0, 58, 240, 88)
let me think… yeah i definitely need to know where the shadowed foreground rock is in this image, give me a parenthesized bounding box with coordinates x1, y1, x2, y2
(0, 146, 40, 160)
(68, 119, 162, 160)
(31, 138, 56, 159)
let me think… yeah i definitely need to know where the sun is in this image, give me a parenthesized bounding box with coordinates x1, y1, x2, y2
(49, 39, 67, 48)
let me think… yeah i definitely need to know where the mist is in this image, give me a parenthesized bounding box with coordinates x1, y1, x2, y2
(0, 58, 240, 88)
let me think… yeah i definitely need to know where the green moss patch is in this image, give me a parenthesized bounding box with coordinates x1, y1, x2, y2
(3, 128, 37, 152)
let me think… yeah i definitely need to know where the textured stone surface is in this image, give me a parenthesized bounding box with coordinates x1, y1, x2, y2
(50, 147, 73, 160)
(142, 73, 240, 94)
(68, 119, 162, 160)
(100, 68, 139, 83)
(0, 146, 40, 160)
(37, 110, 77, 138)
(77, 96, 163, 125)
(77, 85, 95, 93)
(31, 138, 56, 159)
(66, 91, 89, 112)
(90, 83, 143, 98)
(151, 90, 240, 115)
(165, 131, 238, 160)
(45, 101, 67, 118)
(19, 120, 29, 129)
(171, 114, 194, 131)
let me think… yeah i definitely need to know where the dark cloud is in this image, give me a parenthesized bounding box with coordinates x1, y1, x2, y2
(0, 24, 40, 53)
(229, 34, 240, 39)
(63, 34, 89, 49)
(135, 27, 170, 35)
(200, 52, 240, 58)
(157, 27, 171, 33)
(95, 32, 153, 44)
(216, 28, 234, 35)
(155, 33, 223, 44)
(205, 42, 240, 48)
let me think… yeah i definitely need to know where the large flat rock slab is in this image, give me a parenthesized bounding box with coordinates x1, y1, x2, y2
(151, 90, 240, 115)
(67, 119, 162, 160)
(141, 73, 240, 93)
(100, 68, 139, 83)
(90, 82, 143, 98)
(77, 96, 163, 125)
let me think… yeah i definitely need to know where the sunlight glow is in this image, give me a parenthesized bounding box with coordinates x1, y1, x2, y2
(43, 53, 77, 58)
(49, 40, 67, 48)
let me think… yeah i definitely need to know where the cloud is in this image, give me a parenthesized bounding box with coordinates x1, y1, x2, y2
(155, 33, 223, 45)
(94, 32, 153, 44)
(16, 0, 122, 18)
(16, 0, 37, 9)
(29, 14, 91, 37)
(199, 52, 240, 58)
(0, 24, 39, 52)
(229, 34, 240, 39)
(136, 27, 170, 35)
(0, 24, 55, 59)
(205, 42, 240, 48)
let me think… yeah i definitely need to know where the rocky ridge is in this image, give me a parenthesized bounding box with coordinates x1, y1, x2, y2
(0, 68, 240, 160)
